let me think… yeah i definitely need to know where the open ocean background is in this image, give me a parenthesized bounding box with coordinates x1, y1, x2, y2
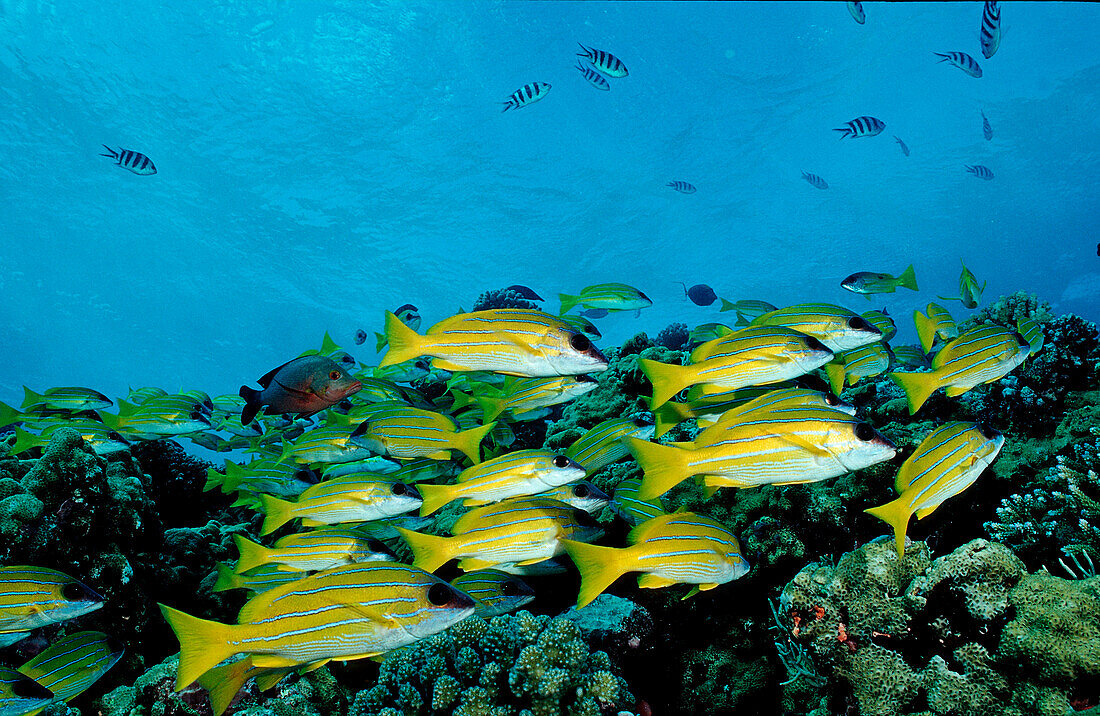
(2, 1, 1098, 402)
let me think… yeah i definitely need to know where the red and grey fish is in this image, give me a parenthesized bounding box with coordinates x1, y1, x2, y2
(239, 355, 362, 425)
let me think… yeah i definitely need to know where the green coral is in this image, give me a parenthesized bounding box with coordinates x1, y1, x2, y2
(350, 612, 633, 716)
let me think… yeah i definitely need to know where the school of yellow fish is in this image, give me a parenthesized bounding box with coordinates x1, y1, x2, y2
(0, 269, 1046, 714)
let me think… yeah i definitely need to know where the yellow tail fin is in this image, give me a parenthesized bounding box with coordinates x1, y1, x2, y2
(864, 496, 914, 558)
(259, 494, 296, 536)
(897, 264, 918, 291)
(0, 401, 21, 429)
(558, 293, 581, 315)
(913, 310, 936, 354)
(379, 311, 424, 367)
(233, 535, 271, 574)
(824, 362, 847, 396)
(639, 358, 693, 410)
(451, 422, 495, 464)
(718, 298, 737, 313)
(395, 527, 455, 573)
(651, 400, 693, 439)
(474, 394, 506, 424)
(20, 386, 43, 409)
(887, 371, 941, 415)
(158, 604, 237, 691)
(561, 539, 630, 608)
(417, 483, 458, 517)
(9, 428, 43, 456)
(196, 657, 253, 716)
(212, 563, 241, 593)
(627, 437, 691, 500)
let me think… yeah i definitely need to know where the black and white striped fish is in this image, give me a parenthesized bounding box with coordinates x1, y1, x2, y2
(847, 2, 865, 24)
(575, 62, 610, 91)
(802, 171, 828, 190)
(577, 44, 628, 78)
(667, 181, 696, 194)
(100, 145, 156, 175)
(894, 136, 910, 156)
(981, 111, 993, 140)
(980, 1, 1001, 59)
(935, 52, 982, 78)
(501, 83, 551, 112)
(965, 164, 994, 180)
(833, 116, 884, 139)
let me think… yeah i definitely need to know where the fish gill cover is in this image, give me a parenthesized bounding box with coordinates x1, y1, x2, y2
(2, 3, 1100, 716)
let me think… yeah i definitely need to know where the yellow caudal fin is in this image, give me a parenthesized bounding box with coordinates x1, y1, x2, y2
(0, 401, 21, 429)
(197, 657, 253, 716)
(212, 562, 242, 593)
(561, 539, 630, 608)
(379, 311, 425, 367)
(897, 264, 918, 291)
(650, 400, 693, 439)
(944, 384, 972, 398)
(824, 362, 847, 396)
(254, 670, 291, 692)
(557, 293, 581, 315)
(913, 310, 936, 354)
(159, 604, 237, 691)
(21, 386, 45, 409)
(718, 298, 737, 313)
(258, 494, 296, 536)
(9, 428, 43, 456)
(451, 422, 496, 464)
(416, 483, 458, 517)
(232, 535, 271, 574)
(627, 437, 691, 500)
(887, 371, 941, 415)
(639, 358, 693, 410)
(864, 496, 914, 558)
(473, 394, 506, 424)
(395, 527, 455, 573)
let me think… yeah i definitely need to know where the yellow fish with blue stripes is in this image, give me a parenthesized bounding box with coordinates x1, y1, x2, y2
(558, 283, 652, 315)
(160, 562, 476, 691)
(212, 563, 304, 596)
(562, 512, 749, 607)
(564, 417, 655, 472)
(257, 476, 422, 535)
(750, 303, 883, 352)
(233, 529, 392, 574)
(21, 386, 111, 412)
(416, 449, 586, 516)
(823, 343, 894, 395)
(348, 404, 494, 463)
(450, 570, 535, 617)
(0, 567, 103, 648)
(913, 302, 959, 354)
(888, 324, 1030, 414)
(866, 422, 1003, 556)
(380, 309, 609, 377)
(18, 631, 124, 715)
(543, 481, 610, 513)
(0, 668, 55, 716)
(1016, 318, 1045, 359)
(609, 479, 668, 526)
(640, 325, 835, 409)
(472, 375, 598, 422)
(861, 310, 897, 341)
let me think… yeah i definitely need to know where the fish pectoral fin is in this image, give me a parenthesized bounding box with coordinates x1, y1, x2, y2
(429, 358, 470, 372)
(944, 385, 970, 397)
(333, 652, 384, 663)
(637, 574, 678, 589)
(461, 498, 490, 507)
(250, 655, 305, 669)
(296, 660, 331, 675)
(515, 557, 549, 566)
(425, 450, 452, 460)
(458, 558, 497, 571)
(682, 587, 701, 600)
(915, 504, 941, 520)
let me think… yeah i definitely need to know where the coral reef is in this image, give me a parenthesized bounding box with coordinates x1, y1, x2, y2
(654, 323, 689, 351)
(349, 611, 633, 716)
(960, 291, 1053, 329)
(777, 538, 1083, 716)
(471, 288, 540, 312)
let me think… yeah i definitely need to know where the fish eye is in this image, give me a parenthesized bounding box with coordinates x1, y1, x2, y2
(854, 422, 876, 441)
(366, 539, 387, 553)
(108, 431, 124, 440)
(62, 582, 88, 601)
(190, 410, 206, 421)
(427, 583, 455, 606)
(569, 333, 591, 352)
(501, 580, 522, 596)
(552, 455, 571, 469)
(329, 370, 341, 380)
(391, 482, 408, 495)
(338, 399, 353, 410)
(633, 416, 653, 427)
(573, 483, 590, 498)
(824, 394, 841, 406)
(847, 317, 869, 330)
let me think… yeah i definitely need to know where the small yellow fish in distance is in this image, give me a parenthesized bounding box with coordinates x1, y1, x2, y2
(416, 449, 586, 515)
(888, 325, 1030, 414)
(823, 343, 894, 395)
(21, 386, 112, 412)
(841, 265, 918, 298)
(558, 283, 652, 315)
(348, 406, 495, 464)
(640, 325, 834, 409)
(379, 309, 609, 377)
(861, 310, 897, 342)
(866, 422, 1003, 556)
(750, 303, 883, 352)
(562, 513, 749, 608)
(160, 562, 476, 691)
(913, 302, 959, 354)
(629, 407, 896, 499)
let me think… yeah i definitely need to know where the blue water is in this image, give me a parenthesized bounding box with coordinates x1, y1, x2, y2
(3, 1, 1098, 402)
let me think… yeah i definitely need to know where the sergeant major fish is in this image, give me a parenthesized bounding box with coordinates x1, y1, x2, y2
(502, 83, 551, 112)
(980, 1, 1001, 59)
(667, 181, 697, 194)
(577, 44, 628, 77)
(575, 62, 610, 91)
(847, 2, 865, 24)
(965, 164, 994, 180)
(802, 172, 828, 190)
(100, 145, 156, 175)
(981, 110, 993, 140)
(834, 116, 884, 139)
(894, 136, 910, 156)
(935, 51, 983, 78)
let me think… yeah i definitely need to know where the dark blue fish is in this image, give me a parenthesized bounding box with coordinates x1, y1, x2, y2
(505, 285, 544, 301)
(965, 164, 994, 180)
(802, 171, 828, 190)
(847, 2, 865, 24)
(667, 181, 697, 194)
(575, 63, 610, 91)
(935, 52, 982, 78)
(980, 1, 1001, 59)
(834, 116, 884, 139)
(502, 83, 551, 112)
(354, 329, 368, 345)
(893, 136, 910, 156)
(981, 111, 993, 140)
(679, 283, 717, 307)
(579, 308, 609, 319)
(577, 44, 628, 77)
(100, 145, 156, 175)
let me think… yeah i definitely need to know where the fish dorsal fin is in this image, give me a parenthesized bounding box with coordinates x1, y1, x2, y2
(320, 332, 341, 355)
(116, 399, 138, 417)
(627, 513, 681, 543)
(257, 358, 301, 389)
